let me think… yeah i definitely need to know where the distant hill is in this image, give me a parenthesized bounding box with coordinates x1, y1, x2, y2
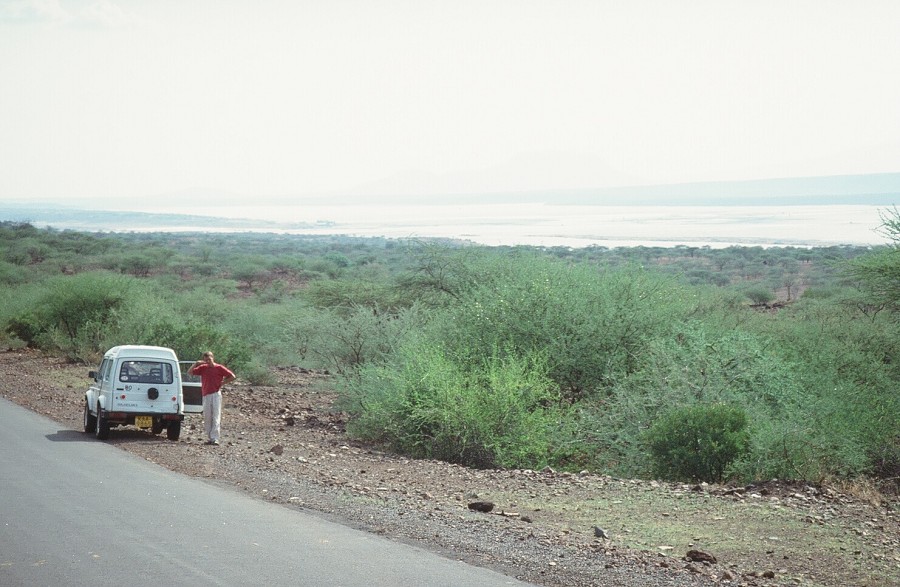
(0, 204, 326, 232)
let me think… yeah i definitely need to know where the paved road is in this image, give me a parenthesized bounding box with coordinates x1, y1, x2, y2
(0, 397, 533, 586)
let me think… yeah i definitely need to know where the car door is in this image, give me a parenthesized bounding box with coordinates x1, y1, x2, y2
(179, 361, 204, 414)
(86, 357, 108, 412)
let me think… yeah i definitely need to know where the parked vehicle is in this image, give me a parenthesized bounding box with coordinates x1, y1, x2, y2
(83, 345, 202, 440)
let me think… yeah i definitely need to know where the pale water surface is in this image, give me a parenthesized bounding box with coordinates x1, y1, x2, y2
(129, 203, 890, 248)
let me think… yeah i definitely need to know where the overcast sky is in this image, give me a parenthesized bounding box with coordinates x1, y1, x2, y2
(1, 0, 899, 203)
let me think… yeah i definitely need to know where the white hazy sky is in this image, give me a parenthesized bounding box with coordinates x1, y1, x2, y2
(2, 0, 899, 202)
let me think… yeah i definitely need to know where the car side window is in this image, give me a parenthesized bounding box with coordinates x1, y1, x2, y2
(99, 358, 112, 383)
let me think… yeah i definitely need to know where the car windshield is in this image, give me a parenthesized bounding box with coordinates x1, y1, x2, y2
(119, 361, 173, 384)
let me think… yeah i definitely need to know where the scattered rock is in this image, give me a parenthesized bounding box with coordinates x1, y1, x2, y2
(685, 549, 717, 564)
(685, 563, 702, 574)
(269, 444, 284, 455)
(468, 501, 495, 513)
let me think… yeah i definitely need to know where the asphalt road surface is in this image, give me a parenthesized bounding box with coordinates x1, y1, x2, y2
(0, 397, 532, 586)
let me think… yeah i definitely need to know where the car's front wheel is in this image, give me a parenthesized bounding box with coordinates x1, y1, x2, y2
(151, 419, 165, 435)
(166, 420, 181, 441)
(83, 400, 96, 433)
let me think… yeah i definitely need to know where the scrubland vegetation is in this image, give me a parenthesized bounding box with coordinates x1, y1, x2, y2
(1, 211, 898, 490)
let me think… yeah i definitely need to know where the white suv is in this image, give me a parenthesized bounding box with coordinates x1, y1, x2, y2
(83, 345, 201, 440)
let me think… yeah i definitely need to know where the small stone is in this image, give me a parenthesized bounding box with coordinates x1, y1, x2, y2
(468, 501, 494, 513)
(593, 526, 610, 539)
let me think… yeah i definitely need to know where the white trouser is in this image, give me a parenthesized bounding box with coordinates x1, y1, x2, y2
(202, 390, 222, 442)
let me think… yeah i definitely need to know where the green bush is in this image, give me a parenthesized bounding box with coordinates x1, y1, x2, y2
(4, 273, 136, 360)
(239, 360, 276, 386)
(342, 342, 562, 469)
(644, 403, 750, 482)
(744, 286, 775, 305)
(431, 257, 692, 401)
(285, 303, 425, 373)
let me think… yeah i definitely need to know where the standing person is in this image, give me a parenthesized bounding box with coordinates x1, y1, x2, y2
(189, 351, 236, 446)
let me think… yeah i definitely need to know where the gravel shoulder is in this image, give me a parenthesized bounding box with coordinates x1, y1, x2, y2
(2, 349, 897, 587)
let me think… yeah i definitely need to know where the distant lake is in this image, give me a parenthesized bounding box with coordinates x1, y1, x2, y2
(4, 202, 891, 248)
(133, 203, 890, 248)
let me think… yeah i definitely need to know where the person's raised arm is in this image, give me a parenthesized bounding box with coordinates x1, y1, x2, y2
(188, 358, 203, 374)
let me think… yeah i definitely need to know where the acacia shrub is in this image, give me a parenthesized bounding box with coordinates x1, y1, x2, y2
(4, 272, 138, 360)
(750, 296, 900, 481)
(339, 254, 698, 469)
(570, 318, 808, 478)
(644, 403, 750, 482)
(342, 340, 562, 469)
(430, 256, 693, 401)
(285, 303, 425, 373)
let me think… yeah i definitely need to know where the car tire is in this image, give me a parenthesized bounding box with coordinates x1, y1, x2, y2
(167, 420, 181, 441)
(151, 419, 165, 435)
(83, 400, 97, 433)
(95, 405, 110, 440)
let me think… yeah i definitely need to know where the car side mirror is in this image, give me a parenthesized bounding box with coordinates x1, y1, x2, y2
(88, 370, 97, 381)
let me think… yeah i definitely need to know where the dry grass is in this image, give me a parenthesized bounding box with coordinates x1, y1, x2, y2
(829, 477, 896, 508)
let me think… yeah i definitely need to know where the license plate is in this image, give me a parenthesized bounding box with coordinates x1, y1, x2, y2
(135, 416, 153, 428)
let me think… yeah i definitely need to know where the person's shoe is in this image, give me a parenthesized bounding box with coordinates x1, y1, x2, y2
(205, 439, 219, 445)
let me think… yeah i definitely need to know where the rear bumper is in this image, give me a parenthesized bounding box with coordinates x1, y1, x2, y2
(100, 410, 184, 424)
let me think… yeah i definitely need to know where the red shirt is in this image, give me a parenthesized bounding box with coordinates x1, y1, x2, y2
(189, 363, 235, 396)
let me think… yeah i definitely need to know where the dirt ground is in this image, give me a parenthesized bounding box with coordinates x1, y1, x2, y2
(1, 348, 897, 587)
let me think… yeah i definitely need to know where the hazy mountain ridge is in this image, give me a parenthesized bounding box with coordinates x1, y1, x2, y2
(0, 205, 326, 231)
(246, 171, 900, 206)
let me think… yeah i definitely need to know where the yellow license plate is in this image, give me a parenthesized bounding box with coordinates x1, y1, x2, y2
(135, 416, 153, 428)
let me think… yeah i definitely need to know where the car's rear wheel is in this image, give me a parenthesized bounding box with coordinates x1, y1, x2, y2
(166, 420, 181, 441)
(95, 405, 110, 440)
(83, 400, 96, 433)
